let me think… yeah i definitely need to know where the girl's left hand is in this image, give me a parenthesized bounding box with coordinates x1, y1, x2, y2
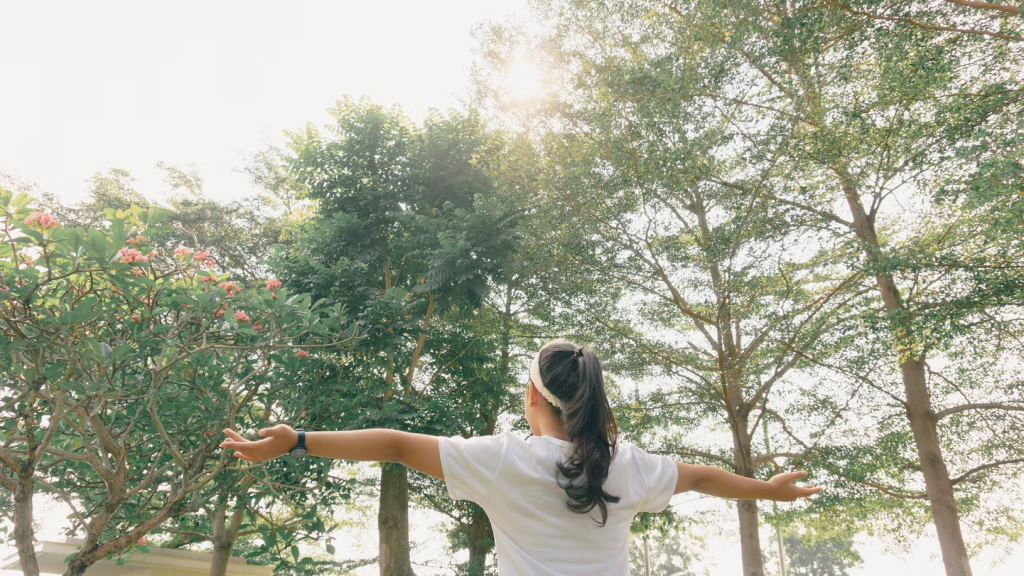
(220, 425, 297, 462)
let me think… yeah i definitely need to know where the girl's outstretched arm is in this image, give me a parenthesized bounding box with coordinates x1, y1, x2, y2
(674, 462, 822, 501)
(220, 425, 444, 480)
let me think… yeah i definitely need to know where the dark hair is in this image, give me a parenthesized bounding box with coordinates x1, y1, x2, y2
(536, 341, 620, 526)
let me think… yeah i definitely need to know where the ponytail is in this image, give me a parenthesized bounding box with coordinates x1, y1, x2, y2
(536, 341, 620, 526)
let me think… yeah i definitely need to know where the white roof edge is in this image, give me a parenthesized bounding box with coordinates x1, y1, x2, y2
(3, 541, 272, 576)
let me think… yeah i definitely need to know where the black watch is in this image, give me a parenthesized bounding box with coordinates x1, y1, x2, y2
(288, 429, 307, 459)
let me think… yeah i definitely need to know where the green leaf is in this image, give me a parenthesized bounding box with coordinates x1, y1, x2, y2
(44, 362, 68, 380)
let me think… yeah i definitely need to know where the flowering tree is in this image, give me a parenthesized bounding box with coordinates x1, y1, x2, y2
(0, 187, 356, 576)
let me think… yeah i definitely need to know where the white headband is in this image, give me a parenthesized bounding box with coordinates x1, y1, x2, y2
(529, 344, 562, 408)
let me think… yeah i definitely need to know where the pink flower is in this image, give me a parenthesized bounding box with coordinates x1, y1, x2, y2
(215, 309, 224, 318)
(174, 247, 193, 259)
(253, 321, 263, 332)
(23, 212, 59, 230)
(200, 275, 218, 283)
(295, 349, 309, 358)
(234, 310, 251, 323)
(118, 248, 148, 263)
(205, 257, 216, 269)
(131, 313, 141, 322)
(126, 236, 140, 244)
(218, 281, 240, 297)
(266, 279, 282, 291)
(131, 268, 144, 277)
(192, 250, 210, 261)
(139, 537, 147, 546)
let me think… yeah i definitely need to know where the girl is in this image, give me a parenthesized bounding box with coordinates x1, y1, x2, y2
(221, 340, 821, 575)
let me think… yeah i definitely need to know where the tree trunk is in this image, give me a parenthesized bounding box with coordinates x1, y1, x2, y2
(378, 464, 415, 576)
(13, 475, 41, 576)
(737, 498, 764, 576)
(209, 507, 245, 576)
(405, 293, 436, 387)
(902, 357, 974, 576)
(466, 505, 493, 576)
(732, 416, 764, 576)
(643, 533, 651, 576)
(843, 182, 973, 576)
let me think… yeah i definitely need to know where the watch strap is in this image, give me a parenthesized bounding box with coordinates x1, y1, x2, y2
(289, 429, 307, 459)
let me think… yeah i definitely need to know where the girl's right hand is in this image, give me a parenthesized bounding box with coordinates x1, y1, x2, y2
(220, 424, 298, 462)
(767, 471, 823, 501)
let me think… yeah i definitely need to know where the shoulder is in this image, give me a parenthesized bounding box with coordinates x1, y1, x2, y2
(614, 440, 648, 459)
(615, 441, 674, 471)
(439, 432, 524, 461)
(441, 431, 520, 448)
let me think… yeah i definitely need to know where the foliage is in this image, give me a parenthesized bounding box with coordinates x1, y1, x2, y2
(628, 518, 705, 576)
(474, 0, 1024, 574)
(273, 98, 521, 574)
(0, 186, 355, 576)
(783, 530, 862, 576)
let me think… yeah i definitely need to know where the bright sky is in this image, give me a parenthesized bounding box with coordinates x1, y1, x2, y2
(0, 0, 528, 203)
(1, 2, 1022, 575)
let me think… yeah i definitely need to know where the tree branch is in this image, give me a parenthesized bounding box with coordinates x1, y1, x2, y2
(951, 458, 1024, 484)
(943, 0, 1023, 16)
(935, 403, 1024, 419)
(821, 0, 1024, 42)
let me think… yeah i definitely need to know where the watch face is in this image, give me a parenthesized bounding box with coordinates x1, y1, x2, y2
(290, 447, 307, 459)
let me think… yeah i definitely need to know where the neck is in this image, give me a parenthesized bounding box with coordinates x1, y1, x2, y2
(536, 410, 568, 441)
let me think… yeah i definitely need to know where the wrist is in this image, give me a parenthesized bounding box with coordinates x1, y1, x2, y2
(287, 428, 307, 459)
(763, 478, 785, 500)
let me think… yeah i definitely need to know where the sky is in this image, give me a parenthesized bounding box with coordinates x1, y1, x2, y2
(0, 0, 528, 204)
(1, 2, 1022, 575)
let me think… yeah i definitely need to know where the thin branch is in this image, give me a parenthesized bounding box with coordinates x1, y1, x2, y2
(821, 0, 1024, 42)
(858, 478, 927, 499)
(936, 403, 1024, 420)
(943, 0, 1023, 16)
(951, 458, 1024, 484)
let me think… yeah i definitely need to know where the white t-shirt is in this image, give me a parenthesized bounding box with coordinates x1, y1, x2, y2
(438, 432, 678, 575)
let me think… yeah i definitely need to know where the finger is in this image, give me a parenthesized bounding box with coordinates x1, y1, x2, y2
(220, 440, 247, 450)
(779, 471, 808, 483)
(222, 429, 248, 442)
(259, 427, 272, 438)
(233, 452, 257, 462)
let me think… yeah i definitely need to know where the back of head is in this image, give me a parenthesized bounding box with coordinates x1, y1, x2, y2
(536, 340, 620, 526)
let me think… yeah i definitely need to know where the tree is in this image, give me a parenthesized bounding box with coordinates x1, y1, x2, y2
(476, 4, 867, 574)
(274, 99, 519, 576)
(154, 162, 288, 282)
(0, 187, 355, 576)
(647, 2, 1024, 574)
(154, 357, 354, 576)
(628, 529, 702, 576)
(240, 145, 308, 217)
(478, 1, 1024, 574)
(783, 529, 862, 576)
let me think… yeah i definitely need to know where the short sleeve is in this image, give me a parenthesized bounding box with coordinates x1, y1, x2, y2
(635, 448, 678, 513)
(438, 433, 509, 505)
